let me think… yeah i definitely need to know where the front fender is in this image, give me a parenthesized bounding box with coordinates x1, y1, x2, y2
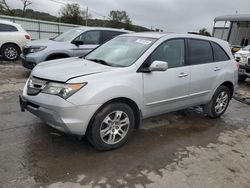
(67, 70, 144, 110)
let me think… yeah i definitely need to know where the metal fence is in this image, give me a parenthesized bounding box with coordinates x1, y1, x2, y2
(0, 15, 81, 40)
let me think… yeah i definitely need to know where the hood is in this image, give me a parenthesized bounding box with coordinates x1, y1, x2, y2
(235, 50, 250, 57)
(32, 57, 115, 82)
(27, 38, 57, 47)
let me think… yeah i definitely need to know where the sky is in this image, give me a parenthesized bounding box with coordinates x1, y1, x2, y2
(6, 0, 250, 33)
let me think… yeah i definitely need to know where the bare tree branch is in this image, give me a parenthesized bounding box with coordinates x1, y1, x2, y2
(0, 0, 15, 16)
(21, 0, 32, 17)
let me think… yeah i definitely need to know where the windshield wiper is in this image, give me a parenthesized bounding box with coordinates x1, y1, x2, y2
(86, 58, 111, 66)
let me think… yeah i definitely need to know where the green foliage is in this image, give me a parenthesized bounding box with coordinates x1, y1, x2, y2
(59, 3, 85, 25)
(199, 28, 211, 36)
(109, 10, 131, 24)
(0, 5, 150, 32)
(108, 10, 133, 30)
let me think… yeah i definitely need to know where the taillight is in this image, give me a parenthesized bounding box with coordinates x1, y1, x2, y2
(25, 35, 31, 40)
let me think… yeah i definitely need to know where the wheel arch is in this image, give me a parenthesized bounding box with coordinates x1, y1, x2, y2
(87, 97, 142, 132)
(220, 81, 234, 99)
(45, 53, 70, 61)
(0, 42, 21, 52)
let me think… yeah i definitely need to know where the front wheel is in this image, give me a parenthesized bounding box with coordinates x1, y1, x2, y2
(87, 103, 135, 151)
(203, 86, 231, 118)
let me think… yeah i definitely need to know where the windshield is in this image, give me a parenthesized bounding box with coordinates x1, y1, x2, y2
(242, 45, 250, 51)
(85, 36, 156, 67)
(53, 28, 83, 42)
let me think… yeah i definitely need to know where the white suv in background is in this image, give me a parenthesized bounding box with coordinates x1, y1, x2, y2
(0, 20, 31, 61)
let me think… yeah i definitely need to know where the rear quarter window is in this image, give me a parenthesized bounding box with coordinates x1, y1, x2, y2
(188, 39, 213, 65)
(211, 42, 230, 62)
(0, 23, 18, 32)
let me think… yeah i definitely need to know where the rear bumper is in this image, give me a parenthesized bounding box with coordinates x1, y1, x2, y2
(20, 86, 101, 135)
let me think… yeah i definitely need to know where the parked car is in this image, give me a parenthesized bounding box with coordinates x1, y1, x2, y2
(21, 27, 131, 69)
(234, 45, 250, 62)
(0, 20, 30, 61)
(238, 56, 250, 81)
(20, 33, 238, 151)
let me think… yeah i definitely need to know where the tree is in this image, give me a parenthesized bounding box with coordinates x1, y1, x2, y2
(108, 10, 132, 29)
(0, 0, 15, 16)
(21, 0, 32, 17)
(59, 3, 90, 25)
(109, 10, 131, 24)
(199, 28, 211, 36)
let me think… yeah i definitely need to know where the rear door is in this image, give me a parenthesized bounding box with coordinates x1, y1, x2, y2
(187, 39, 230, 103)
(0, 23, 18, 48)
(100, 30, 125, 44)
(72, 30, 101, 56)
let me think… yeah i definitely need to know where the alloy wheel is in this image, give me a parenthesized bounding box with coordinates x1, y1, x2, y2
(214, 91, 229, 114)
(4, 47, 18, 60)
(100, 110, 130, 145)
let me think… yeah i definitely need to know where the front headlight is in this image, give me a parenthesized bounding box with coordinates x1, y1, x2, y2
(42, 82, 87, 99)
(29, 46, 47, 53)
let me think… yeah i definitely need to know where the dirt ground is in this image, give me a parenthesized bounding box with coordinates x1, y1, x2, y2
(0, 61, 250, 188)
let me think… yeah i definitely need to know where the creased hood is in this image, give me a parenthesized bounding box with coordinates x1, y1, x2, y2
(31, 57, 115, 82)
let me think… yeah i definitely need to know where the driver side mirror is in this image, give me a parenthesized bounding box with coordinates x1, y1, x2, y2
(149, 61, 168, 72)
(72, 40, 84, 46)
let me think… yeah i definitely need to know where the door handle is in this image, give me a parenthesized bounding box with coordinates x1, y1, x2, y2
(214, 67, 221, 71)
(178, 73, 189, 78)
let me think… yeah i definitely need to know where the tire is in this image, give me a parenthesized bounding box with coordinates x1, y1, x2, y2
(238, 75, 247, 82)
(1, 44, 20, 61)
(203, 85, 231, 118)
(87, 103, 135, 151)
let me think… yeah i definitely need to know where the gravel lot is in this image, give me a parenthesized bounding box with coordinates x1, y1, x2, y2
(0, 60, 250, 188)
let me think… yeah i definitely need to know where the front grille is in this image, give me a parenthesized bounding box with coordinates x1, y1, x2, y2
(27, 77, 47, 96)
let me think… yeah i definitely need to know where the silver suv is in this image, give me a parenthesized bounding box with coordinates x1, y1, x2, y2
(20, 33, 238, 151)
(21, 27, 130, 69)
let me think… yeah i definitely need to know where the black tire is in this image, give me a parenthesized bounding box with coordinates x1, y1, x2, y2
(1, 44, 20, 61)
(203, 85, 231, 118)
(238, 75, 247, 82)
(87, 103, 135, 151)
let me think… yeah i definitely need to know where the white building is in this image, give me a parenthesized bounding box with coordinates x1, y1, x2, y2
(213, 14, 250, 46)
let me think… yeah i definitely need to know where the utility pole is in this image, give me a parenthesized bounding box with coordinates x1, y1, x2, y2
(85, 6, 88, 26)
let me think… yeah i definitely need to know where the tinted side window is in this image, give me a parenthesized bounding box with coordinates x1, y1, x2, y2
(0, 23, 18, 32)
(76, 31, 101, 44)
(188, 39, 213, 65)
(211, 42, 230, 62)
(149, 39, 185, 68)
(101, 31, 124, 44)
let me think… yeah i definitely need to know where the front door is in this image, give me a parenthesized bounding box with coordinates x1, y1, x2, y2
(143, 39, 190, 117)
(72, 30, 100, 57)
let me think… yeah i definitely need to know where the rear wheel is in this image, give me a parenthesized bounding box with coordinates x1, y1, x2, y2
(87, 103, 135, 151)
(203, 85, 231, 118)
(1, 44, 20, 61)
(238, 75, 247, 82)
